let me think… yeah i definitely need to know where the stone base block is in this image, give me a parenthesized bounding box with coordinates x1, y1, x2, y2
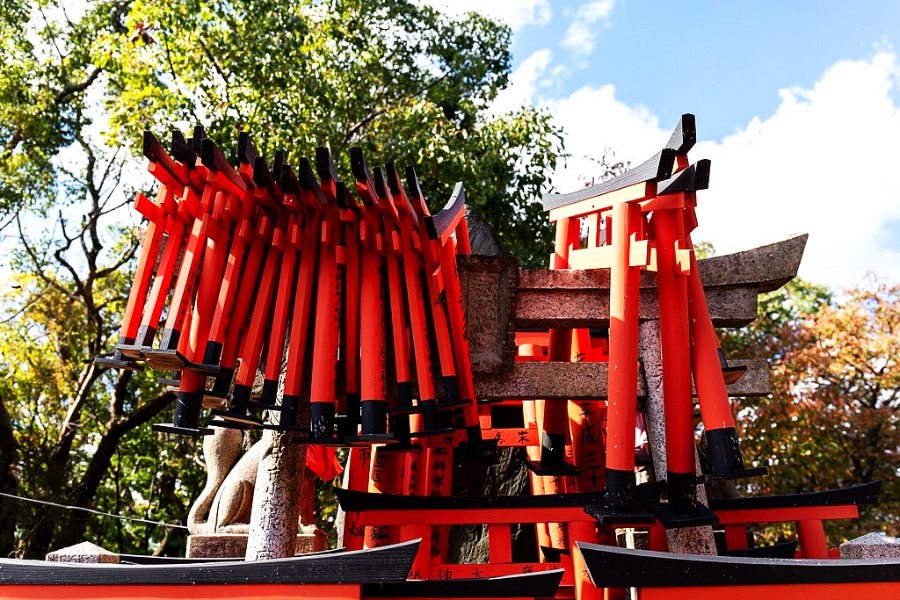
(187, 531, 327, 559)
(46, 541, 119, 563)
(840, 532, 900, 559)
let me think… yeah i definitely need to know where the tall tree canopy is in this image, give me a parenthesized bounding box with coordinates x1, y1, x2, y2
(0, 0, 564, 559)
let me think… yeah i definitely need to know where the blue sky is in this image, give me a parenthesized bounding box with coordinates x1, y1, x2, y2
(430, 0, 900, 290)
(510, 1, 900, 139)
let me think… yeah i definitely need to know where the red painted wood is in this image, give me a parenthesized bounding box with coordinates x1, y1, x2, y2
(796, 519, 830, 559)
(282, 211, 322, 402)
(218, 213, 271, 372)
(309, 203, 343, 433)
(261, 212, 302, 396)
(365, 447, 405, 548)
(341, 447, 372, 551)
(635, 582, 900, 600)
(653, 208, 695, 481)
(117, 190, 168, 343)
(488, 523, 513, 564)
(348, 505, 595, 526)
(233, 212, 286, 389)
(343, 209, 362, 413)
(606, 202, 641, 473)
(723, 525, 749, 551)
(0, 584, 361, 600)
(685, 233, 736, 431)
(428, 562, 568, 582)
(714, 505, 859, 525)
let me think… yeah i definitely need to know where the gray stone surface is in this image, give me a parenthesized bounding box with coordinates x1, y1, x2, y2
(448, 447, 531, 563)
(515, 285, 759, 329)
(188, 427, 259, 535)
(46, 541, 119, 563)
(473, 359, 770, 400)
(840, 532, 900, 559)
(245, 429, 307, 560)
(187, 531, 326, 559)
(698, 234, 807, 293)
(639, 320, 717, 556)
(457, 255, 518, 374)
(465, 206, 505, 257)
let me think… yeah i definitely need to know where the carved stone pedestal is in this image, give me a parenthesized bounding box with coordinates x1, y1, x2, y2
(187, 530, 327, 559)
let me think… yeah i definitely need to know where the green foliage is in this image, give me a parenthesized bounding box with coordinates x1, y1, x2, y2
(725, 277, 900, 544)
(0, 1, 128, 216)
(103, 0, 564, 265)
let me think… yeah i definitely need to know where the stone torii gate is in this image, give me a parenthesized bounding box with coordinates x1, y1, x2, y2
(457, 232, 807, 555)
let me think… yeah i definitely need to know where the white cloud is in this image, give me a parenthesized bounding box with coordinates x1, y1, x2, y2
(491, 48, 555, 115)
(546, 84, 667, 191)
(420, 0, 551, 31)
(561, 0, 615, 56)
(692, 51, 900, 290)
(539, 51, 900, 290)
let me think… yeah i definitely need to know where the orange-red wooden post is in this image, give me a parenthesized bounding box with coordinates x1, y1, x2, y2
(259, 211, 303, 407)
(683, 224, 749, 476)
(796, 520, 830, 559)
(340, 446, 372, 551)
(373, 168, 445, 437)
(393, 169, 464, 414)
(211, 212, 273, 416)
(604, 201, 642, 512)
(401, 432, 431, 580)
(364, 446, 405, 548)
(203, 143, 281, 404)
(105, 131, 192, 367)
(315, 150, 362, 438)
(308, 187, 343, 441)
(520, 362, 553, 555)
(351, 150, 401, 441)
(341, 196, 362, 437)
(127, 185, 199, 357)
(652, 205, 697, 512)
(408, 173, 486, 453)
(271, 160, 326, 430)
(224, 209, 288, 426)
(100, 190, 171, 369)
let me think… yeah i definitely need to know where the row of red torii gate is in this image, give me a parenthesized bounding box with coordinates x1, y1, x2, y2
(96, 114, 872, 599)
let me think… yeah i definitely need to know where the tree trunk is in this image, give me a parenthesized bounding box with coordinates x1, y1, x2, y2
(27, 390, 175, 557)
(0, 398, 19, 557)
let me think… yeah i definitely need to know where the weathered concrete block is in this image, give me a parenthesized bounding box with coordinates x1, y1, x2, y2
(840, 532, 900, 559)
(46, 541, 119, 564)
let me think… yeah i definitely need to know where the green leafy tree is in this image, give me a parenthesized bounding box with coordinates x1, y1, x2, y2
(104, 0, 564, 266)
(0, 0, 565, 558)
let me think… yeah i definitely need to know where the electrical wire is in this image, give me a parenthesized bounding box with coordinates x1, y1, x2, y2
(0, 491, 188, 530)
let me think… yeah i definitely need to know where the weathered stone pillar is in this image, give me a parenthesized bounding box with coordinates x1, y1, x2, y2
(638, 320, 716, 555)
(245, 429, 307, 560)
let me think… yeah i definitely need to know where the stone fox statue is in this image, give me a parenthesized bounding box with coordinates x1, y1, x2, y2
(187, 426, 342, 535)
(188, 427, 265, 535)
